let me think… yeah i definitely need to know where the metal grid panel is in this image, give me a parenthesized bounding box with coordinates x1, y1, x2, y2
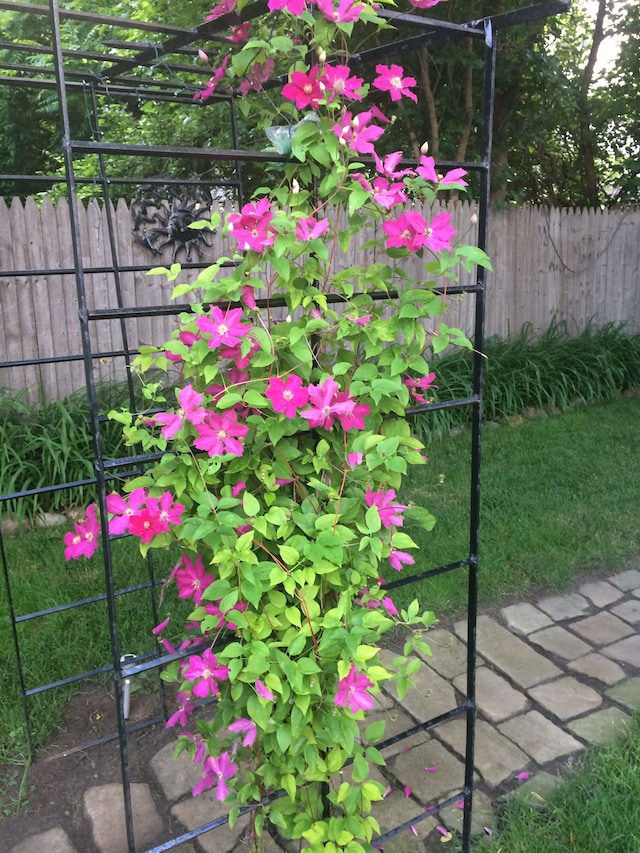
(0, 1, 569, 850)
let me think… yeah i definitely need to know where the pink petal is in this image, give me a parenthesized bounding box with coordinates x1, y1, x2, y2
(403, 786, 411, 797)
(456, 799, 464, 809)
(410, 825, 418, 837)
(425, 766, 438, 773)
(483, 827, 493, 836)
(516, 771, 530, 781)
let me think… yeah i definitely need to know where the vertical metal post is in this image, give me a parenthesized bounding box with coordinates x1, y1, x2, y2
(48, 1, 136, 849)
(462, 19, 497, 853)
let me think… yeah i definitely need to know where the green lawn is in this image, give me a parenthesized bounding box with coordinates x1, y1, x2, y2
(389, 395, 640, 613)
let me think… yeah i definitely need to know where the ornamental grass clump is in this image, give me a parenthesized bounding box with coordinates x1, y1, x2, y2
(63, 0, 490, 849)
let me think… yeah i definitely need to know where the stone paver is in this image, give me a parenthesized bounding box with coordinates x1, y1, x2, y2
(602, 635, 640, 667)
(438, 790, 494, 837)
(567, 652, 626, 685)
(608, 569, 640, 591)
(568, 611, 633, 646)
(373, 793, 438, 852)
(416, 628, 470, 680)
(605, 676, 640, 711)
(566, 707, 632, 746)
(10, 828, 78, 853)
(578, 580, 623, 607)
(84, 783, 164, 853)
(388, 740, 466, 806)
(151, 741, 203, 803)
(435, 718, 529, 787)
(454, 615, 561, 689)
(536, 593, 590, 621)
(172, 789, 247, 853)
(528, 626, 592, 661)
(500, 603, 553, 636)
(498, 711, 585, 764)
(453, 667, 528, 723)
(527, 676, 602, 721)
(610, 599, 640, 625)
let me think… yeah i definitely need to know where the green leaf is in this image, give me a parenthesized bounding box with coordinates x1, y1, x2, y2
(243, 491, 260, 517)
(404, 505, 436, 531)
(365, 505, 381, 533)
(365, 720, 386, 743)
(281, 773, 297, 801)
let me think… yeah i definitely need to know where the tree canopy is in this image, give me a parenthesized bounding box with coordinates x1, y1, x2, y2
(0, 0, 636, 206)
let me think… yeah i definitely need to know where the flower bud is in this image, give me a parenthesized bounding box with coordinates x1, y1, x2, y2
(198, 49, 209, 64)
(420, 140, 429, 155)
(318, 48, 327, 63)
(470, 212, 478, 225)
(291, 178, 300, 194)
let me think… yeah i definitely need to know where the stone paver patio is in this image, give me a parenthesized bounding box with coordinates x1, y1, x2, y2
(9, 566, 640, 853)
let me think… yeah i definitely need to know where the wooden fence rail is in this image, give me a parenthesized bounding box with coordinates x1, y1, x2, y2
(1, 197, 638, 402)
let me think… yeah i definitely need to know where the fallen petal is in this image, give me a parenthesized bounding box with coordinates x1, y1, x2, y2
(516, 771, 530, 781)
(483, 827, 493, 836)
(425, 766, 438, 773)
(410, 825, 418, 837)
(403, 786, 411, 798)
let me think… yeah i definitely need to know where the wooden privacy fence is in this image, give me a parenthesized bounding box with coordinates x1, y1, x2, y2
(1, 197, 639, 402)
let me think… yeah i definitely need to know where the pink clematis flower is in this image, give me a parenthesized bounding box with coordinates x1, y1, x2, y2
(195, 751, 239, 801)
(154, 384, 206, 440)
(128, 507, 164, 543)
(333, 110, 385, 155)
(146, 492, 185, 533)
(175, 554, 214, 606)
(371, 177, 407, 209)
(382, 210, 430, 252)
(321, 64, 364, 102)
(334, 664, 375, 713)
(106, 487, 147, 535)
(347, 452, 363, 468)
(389, 550, 415, 571)
(416, 155, 468, 186)
(333, 389, 370, 430)
(365, 488, 407, 528)
(183, 648, 229, 698)
(404, 372, 437, 404)
(265, 374, 309, 418)
(409, 0, 448, 8)
(301, 377, 356, 430)
(229, 21, 250, 42)
(193, 55, 230, 102)
(282, 66, 324, 110)
(373, 64, 418, 103)
(64, 503, 100, 560)
(228, 717, 257, 747)
(256, 680, 274, 701)
(196, 306, 252, 350)
(205, 0, 236, 19)
(193, 410, 249, 457)
(425, 211, 456, 252)
(316, 0, 365, 22)
(374, 151, 415, 179)
(165, 691, 194, 728)
(237, 57, 275, 96)
(227, 197, 276, 252)
(269, 0, 306, 12)
(295, 216, 329, 241)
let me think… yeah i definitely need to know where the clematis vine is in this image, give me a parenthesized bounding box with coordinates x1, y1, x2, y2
(61, 0, 494, 846)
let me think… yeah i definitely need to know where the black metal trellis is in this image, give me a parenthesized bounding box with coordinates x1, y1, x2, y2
(0, 1, 570, 850)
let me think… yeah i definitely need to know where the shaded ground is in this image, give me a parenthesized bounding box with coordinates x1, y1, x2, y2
(0, 682, 183, 852)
